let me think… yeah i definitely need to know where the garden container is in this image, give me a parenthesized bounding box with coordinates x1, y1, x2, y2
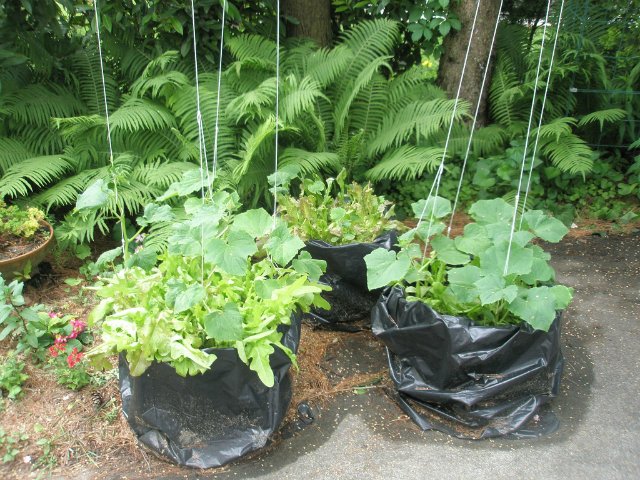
(372, 286, 564, 439)
(0, 221, 54, 281)
(118, 315, 301, 468)
(304, 231, 397, 328)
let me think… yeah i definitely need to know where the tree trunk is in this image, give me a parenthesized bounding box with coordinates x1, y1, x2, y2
(282, 0, 332, 47)
(437, 0, 502, 126)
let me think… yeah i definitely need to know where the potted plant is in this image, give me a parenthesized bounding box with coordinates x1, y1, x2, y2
(88, 191, 329, 468)
(277, 169, 399, 327)
(0, 202, 54, 280)
(365, 197, 572, 438)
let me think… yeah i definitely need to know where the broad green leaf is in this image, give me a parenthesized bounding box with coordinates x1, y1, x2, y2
(255, 279, 281, 299)
(485, 223, 534, 246)
(232, 209, 273, 238)
(507, 286, 558, 331)
(76, 179, 111, 211)
(265, 224, 305, 266)
(454, 223, 491, 256)
(431, 235, 470, 265)
(204, 230, 257, 275)
(469, 198, 514, 225)
(520, 257, 555, 285)
(411, 195, 452, 220)
(364, 248, 411, 290)
(446, 265, 482, 303)
(248, 342, 275, 387)
(168, 223, 201, 257)
(415, 221, 446, 241)
(95, 247, 122, 267)
(127, 350, 153, 377)
(522, 210, 569, 243)
(549, 285, 573, 310)
(157, 169, 213, 200)
(204, 303, 244, 342)
(174, 284, 206, 314)
(474, 274, 518, 305)
(292, 251, 326, 282)
(125, 248, 157, 271)
(330, 207, 347, 221)
(137, 203, 175, 227)
(480, 242, 533, 276)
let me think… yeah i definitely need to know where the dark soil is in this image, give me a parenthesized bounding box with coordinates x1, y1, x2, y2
(0, 227, 50, 261)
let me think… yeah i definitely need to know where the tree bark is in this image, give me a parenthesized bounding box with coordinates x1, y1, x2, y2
(437, 0, 502, 126)
(282, 0, 332, 47)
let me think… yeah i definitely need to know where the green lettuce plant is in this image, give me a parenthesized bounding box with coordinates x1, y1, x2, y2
(87, 191, 329, 387)
(0, 202, 46, 240)
(277, 169, 399, 245)
(365, 196, 573, 331)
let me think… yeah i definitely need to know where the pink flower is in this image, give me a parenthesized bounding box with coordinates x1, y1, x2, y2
(48, 312, 58, 318)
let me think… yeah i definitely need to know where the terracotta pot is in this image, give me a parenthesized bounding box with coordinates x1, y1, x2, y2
(0, 221, 54, 281)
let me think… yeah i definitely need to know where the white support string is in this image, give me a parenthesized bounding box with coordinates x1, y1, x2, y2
(190, 0, 212, 200)
(93, 0, 125, 254)
(519, 0, 565, 226)
(211, 0, 227, 181)
(416, 0, 482, 242)
(272, 0, 281, 226)
(503, 0, 553, 275)
(448, 0, 504, 237)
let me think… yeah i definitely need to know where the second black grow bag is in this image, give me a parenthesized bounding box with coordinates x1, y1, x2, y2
(305, 231, 397, 327)
(118, 315, 301, 469)
(372, 287, 564, 439)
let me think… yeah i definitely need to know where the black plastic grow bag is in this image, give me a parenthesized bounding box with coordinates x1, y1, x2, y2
(372, 287, 564, 439)
(305, 231, 397, 328)
(118, 315, 301, 468)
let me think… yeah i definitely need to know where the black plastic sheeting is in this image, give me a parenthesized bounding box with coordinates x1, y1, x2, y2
(372, 287, 564, 439)
(118, 315, 301, 468)
(305, 231, 397, 329)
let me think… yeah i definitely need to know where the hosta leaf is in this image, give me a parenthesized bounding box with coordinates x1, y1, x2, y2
(522, 210, 568, 242)
(364, 248, 411, 290)
(446, 265, 482, 303)
(431, 235, 470, 265)
(174, 284, 206, 314)
(232, 208, 273, 238)
(411, 195, 452, 220)
(507, 286, 558, 331)
(469, 198, 514, 225)
(265, 224, 304, 266)
(292, 251, 326, 282)
(474, 274, 518, 305)
(204, 230, 257, 275)
(204, 303, 244, 342)
(480, 242, 533, 276)
(76, 179, 111, 211)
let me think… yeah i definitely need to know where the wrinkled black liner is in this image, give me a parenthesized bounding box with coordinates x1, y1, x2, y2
(119, 315, 301, 469)
(373, 287, 564, 439)
(305, 231, 397, 328)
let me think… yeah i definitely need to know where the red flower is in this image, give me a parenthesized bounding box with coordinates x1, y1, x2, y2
(49, 343, 66, 357)
(66, 348, 83, 368)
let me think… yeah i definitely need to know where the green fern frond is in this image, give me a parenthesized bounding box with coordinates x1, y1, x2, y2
(109, 97, 176, 133)
(225, 77, 276, 123)
(304, 45, 352, 88)
(133, 161, 197, 189)
(226, 35, 277, 72)
(31, 168, 104, 210)
(1, 84, 84, 126)
(13, 125, 66, 155)
(534, 117, 577, 142)
(69, 45, 119, 115)
(365, 146, 445, 181)
(367, 99, 466, 157)
(577, 108, 627, 131)
(347, 73, 388, 141)
(279, 148, 340, 176)
(0, 155, 73, 198)
(0, 138, 33, 173)
(132, 70, 191, 99)
(538, 131, 594, 175)
(281, 76, 327, 123)
(233, 116, 276, 179)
